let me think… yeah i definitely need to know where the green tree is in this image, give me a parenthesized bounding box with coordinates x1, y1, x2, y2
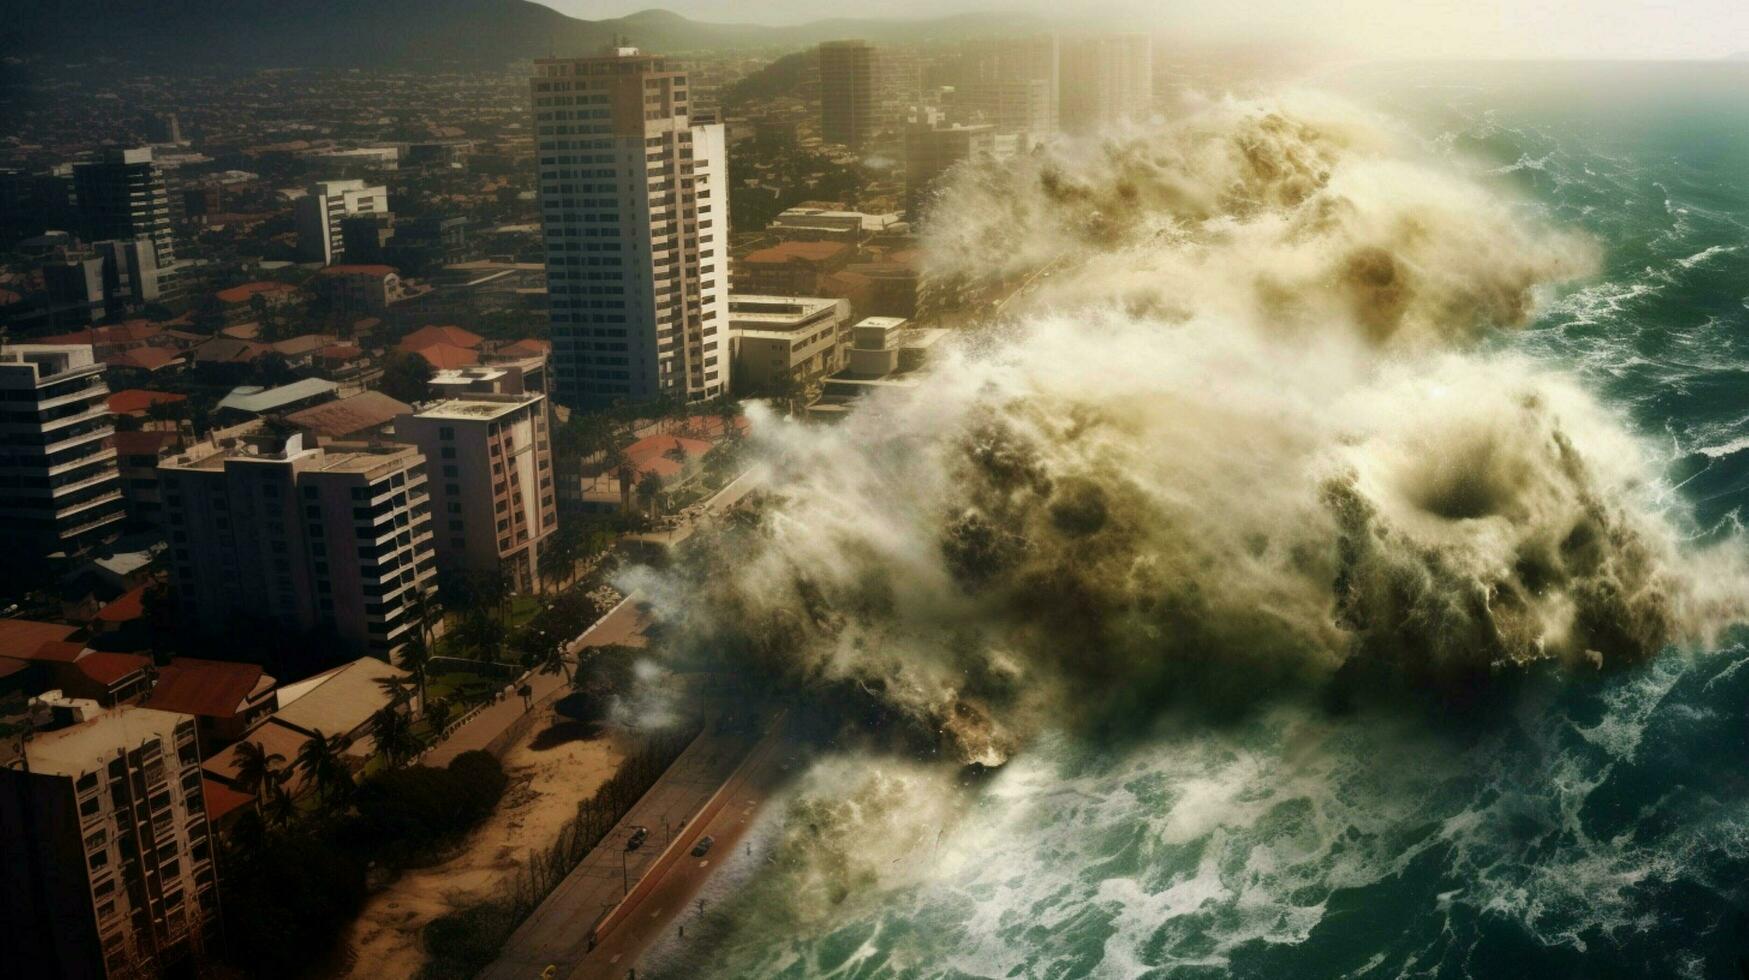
(295, 730, 354, 806)
(378, 350, 433, 403)
(397, 634, 431, 707)
(452, 610, 503, 663)
(425, 697, 454, 738)
(536, 642, 572, 684)
(263, 775, 298, 828)
(233, 740, 285, 813)
(636, 470, 664, 517)
(369, 706, 422, 769)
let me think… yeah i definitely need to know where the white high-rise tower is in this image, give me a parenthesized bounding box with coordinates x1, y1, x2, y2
(532, 47, 731, 408)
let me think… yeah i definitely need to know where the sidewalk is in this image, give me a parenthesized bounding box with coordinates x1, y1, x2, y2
(477, 726, 757, 980)
(422, 594, 645, 768)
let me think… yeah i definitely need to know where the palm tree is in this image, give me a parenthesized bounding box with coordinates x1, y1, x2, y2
(453, 610, 502, 663)
(537, 642, 572, 684)
(369, 706, 421, 768)
(232, 740, 285, 813)
(263, 776, 299, 829)
(410, 585, 438, 650)
(425, 696, 454, 738)
(636, 471, 664, 517)
(397, 634, 431, 707)
(373, 674, 414, 709)
(295, 730, 353, 806)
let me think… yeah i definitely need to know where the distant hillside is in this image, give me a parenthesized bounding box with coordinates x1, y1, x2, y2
(1, 2, 1043, 69)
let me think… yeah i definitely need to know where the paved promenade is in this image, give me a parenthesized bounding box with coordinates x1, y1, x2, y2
(421, 595, 646, 767)
(477, 725, 758, 980)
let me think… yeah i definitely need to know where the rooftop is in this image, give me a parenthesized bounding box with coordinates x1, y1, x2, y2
(24, 704, 188, 778)
(215, 280, 298, 305)
(317, 264, 398, 278)
(410, 393, 540, 422)
(741, 240, 852, 265)
(144, 658, 270, 720)
(284, 390, 411, 439)
(0, 619, 80, 660)
(215, 377, 339, 415)
(108, 388, 188, 415)
(727, 294, 844, 329)
(273, 656, 409, 742)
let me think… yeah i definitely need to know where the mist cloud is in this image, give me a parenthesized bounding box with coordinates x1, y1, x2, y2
(636, 94, 1744, 765)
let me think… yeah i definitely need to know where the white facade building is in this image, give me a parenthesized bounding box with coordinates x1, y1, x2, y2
(1060, 35, 1154, 136)
(532, 47, 731, 408)
(0, 700, 220, 979)
(294, 179, 389, 265)
(0, 344, 125, 560)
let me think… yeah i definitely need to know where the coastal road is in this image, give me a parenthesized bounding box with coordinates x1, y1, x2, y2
(421, 594, 646, 768)
(568, 725, 797, 980)
(477, 725, 757, 980)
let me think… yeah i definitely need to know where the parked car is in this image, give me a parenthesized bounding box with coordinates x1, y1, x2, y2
(690, 835, 714, 857)
(626, 826, 649, 850)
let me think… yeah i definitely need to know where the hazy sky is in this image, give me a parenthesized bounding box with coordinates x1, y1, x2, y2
(542, 0, 1749, 59)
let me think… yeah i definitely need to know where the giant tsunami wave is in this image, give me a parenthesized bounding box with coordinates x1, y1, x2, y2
(627, 90, 1749, 978)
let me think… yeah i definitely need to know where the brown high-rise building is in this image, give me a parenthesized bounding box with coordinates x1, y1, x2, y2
(820, 39, 878, 149)
(531, 47, 731, 408)
(158, 427, 437, 661)
(1, 700, 220, 980)
(396, 391, 557, 593)
(1060, 34, 1154, 136)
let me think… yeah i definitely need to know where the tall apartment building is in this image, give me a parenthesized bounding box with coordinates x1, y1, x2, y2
(532, 47, 731, 408)
(294, 179, 390, 265)
(94, 237, 161, 312)
(904, 124, 1022, 214)
(158, 428, 436, 660)
(820, 39, 878, 149)
(1060, 35, 1154, 136)
(0, 344, 125, 564)
(72, 148, 177, 296)
(397, 393, 556, 592)
(728, 295, 853, 395)
(962, 36, 1060, 139)
(1, 698, 219, 980)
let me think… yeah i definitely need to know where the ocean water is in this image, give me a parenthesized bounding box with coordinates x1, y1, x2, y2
(646, 63, 1749, 979)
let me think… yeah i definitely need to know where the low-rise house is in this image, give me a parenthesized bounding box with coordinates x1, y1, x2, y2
(213, 280, 300, 326)
(311, 264, 408, 314)
(269, 333, 339, 370)
(143, 657, 277, 751)
(212, 377, 339, 424)
(108, 387, 187, 423)
(284, 390, 410, 443)
(735, 240, 855, 296)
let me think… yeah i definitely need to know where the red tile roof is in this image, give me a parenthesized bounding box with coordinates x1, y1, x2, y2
(95, 586, 147, 624)
(104, 347, 182, 371)
(742, 240, 852, 265)
(496, 338, 552, 357)
(144, 658, 267, 719)
(38, 322, 163, 346)
(108, 389, 188, 415)
(318, 344, 365, 362)
(76, 652, 150, 686)
(202, 778, 256, 822)
(399, 324, 483, 351)
(0, 656, 29, 680)
(31, 640, 89, 663)
(318, 264, 397, 278)
(624, 435, 713, 479)
(215, 281, 298, 305)
(0, 620, 79, 660)
(284, 391, 410, 439)
(409, 341, 479, 370)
